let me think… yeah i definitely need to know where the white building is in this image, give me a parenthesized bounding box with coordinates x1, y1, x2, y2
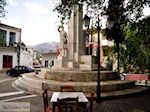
(41, 53, 57, 68)
(0, 23, 34, 71)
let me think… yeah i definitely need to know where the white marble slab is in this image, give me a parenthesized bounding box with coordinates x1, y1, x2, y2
(50, 92, 88, 103)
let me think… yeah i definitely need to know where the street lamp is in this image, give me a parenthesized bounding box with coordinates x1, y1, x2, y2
(83, 14, 91, 55)
(17, 43, 20, 67)
(83, 14, 101, 102)
(96, 16, 101, 102)
(14, 42, 20, 67)
(83, 14, 90, 28)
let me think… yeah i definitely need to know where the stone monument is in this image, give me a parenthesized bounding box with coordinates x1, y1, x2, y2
(52, 5, 82, 70)
(52, 5, 98, 70)
(58, 26, 68, 58)
(13, 5, 149, 98)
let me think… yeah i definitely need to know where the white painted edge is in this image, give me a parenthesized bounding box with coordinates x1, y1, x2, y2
(0, 91, 24, 98)
(0, 95, 37, 102)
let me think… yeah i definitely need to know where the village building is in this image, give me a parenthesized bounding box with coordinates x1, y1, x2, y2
(41, 52, 57, 68)
(0, 23, 35, 71)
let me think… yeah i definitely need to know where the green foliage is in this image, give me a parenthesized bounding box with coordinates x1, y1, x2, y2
(108, 16, 150, 73)
(105, 57, 114, 71)
(0, 0, 7, 18)
(0, 32, 4, 45)
(53, 0, 150, 43)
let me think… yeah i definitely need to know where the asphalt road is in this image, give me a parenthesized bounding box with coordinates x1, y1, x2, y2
(0, 73, 150, 112)
(0, 73, 44, 112)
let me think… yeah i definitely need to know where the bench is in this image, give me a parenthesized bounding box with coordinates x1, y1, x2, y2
(125, 74, 149, 84)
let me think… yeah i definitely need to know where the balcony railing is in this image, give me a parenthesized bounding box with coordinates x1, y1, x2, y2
(0, 43, 18, 47)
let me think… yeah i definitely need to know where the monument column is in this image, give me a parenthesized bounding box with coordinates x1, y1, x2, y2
(52, 5, 84, 70)
(75, 5, 84, 62)
(68, 5, 84, 68)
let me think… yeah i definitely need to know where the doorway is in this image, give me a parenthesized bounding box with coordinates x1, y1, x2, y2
(3, 55, 13, 69)
(45, 60, 48, 67)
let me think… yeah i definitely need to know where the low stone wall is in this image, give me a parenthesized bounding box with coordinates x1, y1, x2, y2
(45, 70, 119, 82)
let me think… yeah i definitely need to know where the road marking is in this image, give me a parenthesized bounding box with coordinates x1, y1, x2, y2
(0, 95, 37, 102)
(0, 78, 16, 83)
(0, 91, 24, 98)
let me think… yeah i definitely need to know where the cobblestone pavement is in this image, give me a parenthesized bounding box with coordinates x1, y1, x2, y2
(0, 73, 150, 112)
(93, 91, 150, 112)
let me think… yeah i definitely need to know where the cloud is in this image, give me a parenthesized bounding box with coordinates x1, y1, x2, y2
(2, 0, 60, 46)
(21, 17, 59, 46)
(24, 2, 48, 15)
(143, 7, 150, 16)
(8, 0, 18, 6)
(2, 18, 21, 28)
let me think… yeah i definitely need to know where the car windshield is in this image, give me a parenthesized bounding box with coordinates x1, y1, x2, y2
(14, 66, 19, 70)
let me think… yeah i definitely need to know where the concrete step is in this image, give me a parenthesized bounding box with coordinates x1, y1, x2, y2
(13, 79, 54, 96)
(13, 79, 28, 92)
(13, 79, 43, 94)
(18, 77, 42, 90)
(43, 80, 136, 92)
(46, 70, 119, 82)
(13, 79, 149, 98)
(22, 73, 46, 85)
(18, 73, 135, 92)
(12, 72, 149, 99)
(84, 86, 149, 98)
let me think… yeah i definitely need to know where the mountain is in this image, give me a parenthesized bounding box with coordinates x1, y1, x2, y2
(33, 42, 59, 53)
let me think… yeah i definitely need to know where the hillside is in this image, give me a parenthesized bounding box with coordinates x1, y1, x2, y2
(33, 42, 59, 53)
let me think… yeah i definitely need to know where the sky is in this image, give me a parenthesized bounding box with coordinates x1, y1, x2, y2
(1, 0, 60, 46)
(1, 0, 150, 46)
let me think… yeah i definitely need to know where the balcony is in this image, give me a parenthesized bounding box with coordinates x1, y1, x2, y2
(0, 42, 20, 47)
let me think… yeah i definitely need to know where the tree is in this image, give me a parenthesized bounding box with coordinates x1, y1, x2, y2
(108, 16, 150, 73)
(53, 0, 150, 73)
(0, 0, 6, 18)
(53, 0, 150, 32)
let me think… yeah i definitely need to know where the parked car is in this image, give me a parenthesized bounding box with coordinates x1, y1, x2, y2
(33, 65, 44, 68)
(6, 66, 35, 77)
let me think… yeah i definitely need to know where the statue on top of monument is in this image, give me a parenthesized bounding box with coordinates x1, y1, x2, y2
(58, 26, 68, 57)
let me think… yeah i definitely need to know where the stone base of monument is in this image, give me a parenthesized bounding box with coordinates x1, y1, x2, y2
(79, 55, 98, 70)
(52, 57, 68, 69)
(68, 61, 79, 68)
(80, 64, 97, 70)
(13, 69, 149, 98)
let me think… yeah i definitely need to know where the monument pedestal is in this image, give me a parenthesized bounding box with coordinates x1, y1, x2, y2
(68, 61, 79, 68)
(79, 55, 98, 70)
(80, 64, 97, 71)
(52, 56, 68, 69)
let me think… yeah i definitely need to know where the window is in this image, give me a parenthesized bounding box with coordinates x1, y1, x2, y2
(0, 29, 7, 43)
(9, 32, 16, 44)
